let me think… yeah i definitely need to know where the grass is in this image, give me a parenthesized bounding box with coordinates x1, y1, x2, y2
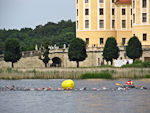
(80, 72, 112, 79)
(122, 60, 150, 68)
(0, 67, 150, 80)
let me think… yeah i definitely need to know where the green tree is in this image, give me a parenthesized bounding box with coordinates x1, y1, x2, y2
(126, 35, 143, 61)
(4, 38, 22, 68)
(0, 39, 4, 54)
(68, 38, 87, 68)
(103, 37, 119, 65)
(39, 42, 50, 67)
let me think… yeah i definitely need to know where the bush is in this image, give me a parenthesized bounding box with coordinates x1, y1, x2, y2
(122, 61, 150, 68)
(144, 75, 150, 78)
(141, 62, 150, 67)
(134, 60, 142, 64)
(80, 72, 112, 79)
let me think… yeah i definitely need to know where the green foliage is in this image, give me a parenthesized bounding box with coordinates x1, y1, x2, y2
(122, 60, 150, 68)
(103, 37, 119, 65)
(0, 68, 3, 73)
(80, 72, 112, 79)
(68, 38, 87, 67)
(0, 20, 75, 54)
(39, 42, 50, 67)
(126, 36, 143, 61)
(144, 75, 150, 78)
(4, 38, 22, 68)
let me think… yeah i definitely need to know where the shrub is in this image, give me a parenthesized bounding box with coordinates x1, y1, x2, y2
(134, 60, 142, 64)
(122, 61, 150, 68)
(144, 75, 150, 78)
(80, 72, 112, 79)
(141, 62, 150, 67)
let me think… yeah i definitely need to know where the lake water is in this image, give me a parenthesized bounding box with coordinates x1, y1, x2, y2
(0, 79, 150, 113)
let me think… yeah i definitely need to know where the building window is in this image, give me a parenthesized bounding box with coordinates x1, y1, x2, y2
(112, 8, 115, 15)
(133, 14, 135, 23)
(143, 33, 147, 41)
(122, 20, 126, 28)
(77, 20, 79, 29)
(133, 0, 135, 9)
(142, 13, 147, 22)
(131, 20, 132, 28)
(143, 0, 147, 8)
(100, 38, 104, 45)
(122, 9, 126, 15)
(112, 20, 115, 28)
(99, 8, 103, 15)
(86, 38, 89, 44)
(85, 0, 88, 3)
(85, 9, 89, 15)
(99, 0, 103, 3)
(77, 9, 78, 16)
(131, 9, 132, 15)
(99, 20, 104, 28)
(85, 20, 89, 28)
(122, 38, 126, 45)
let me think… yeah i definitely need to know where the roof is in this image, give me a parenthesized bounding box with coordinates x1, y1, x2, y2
(115, 0, 132, 4)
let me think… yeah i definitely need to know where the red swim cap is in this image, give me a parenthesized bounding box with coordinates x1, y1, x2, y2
(126, 80, 132, 85)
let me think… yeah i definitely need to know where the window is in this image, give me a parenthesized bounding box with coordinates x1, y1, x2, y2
(100, 38, 104, 45)
(77, 9, 78, 16)
(133, 0, 135, 9)
(99, 20, 104, 28)
(131, 9, 132, 15)
(143, 33, 147, 41)
(99, 8, 103, 15)
(122, 38, 126, 45)
(85, 9, 89, 15)
(85, 0, 88, 3)
(112, 20, 115, 28)
(112, 0, 114, 3)
(143, 0, 147, 8)
(122, 20, 126, 28)
(122, 9, 126, 15)
(99, 0, 103, 3)
(85, 20, 89, 28)
(142, 13, 147, 22)
(77, 20, 79, 29)
(112, 8, 115, 15)
(86, 38, 89, 44)
(133, 14, 135, 23)
(131, 20, 132, 28)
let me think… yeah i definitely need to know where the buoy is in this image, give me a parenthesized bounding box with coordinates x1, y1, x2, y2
(61, 79, 75, 90)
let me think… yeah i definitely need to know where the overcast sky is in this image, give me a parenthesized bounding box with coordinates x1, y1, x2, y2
(0, 0, 75, 30)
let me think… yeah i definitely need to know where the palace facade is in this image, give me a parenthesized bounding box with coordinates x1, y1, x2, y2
(76, 0, 150, 47)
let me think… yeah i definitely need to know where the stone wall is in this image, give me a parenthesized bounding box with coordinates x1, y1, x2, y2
(0, 47, 150, 68)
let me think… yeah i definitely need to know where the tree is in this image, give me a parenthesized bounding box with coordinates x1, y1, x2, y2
(0, 39, 4, 54)
(68, 38, 87, 68)
(103, 37, 119, 65)
(126, 35, 143, 61)
(39, 42, 50, 67)
(4, 38, 22, 68)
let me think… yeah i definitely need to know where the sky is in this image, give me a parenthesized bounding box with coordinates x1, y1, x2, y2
(0, 0, 75, 30)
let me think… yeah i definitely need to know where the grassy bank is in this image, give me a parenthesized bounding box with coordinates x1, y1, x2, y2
(0, 67, 150, 80)
(80, 72, 112, 79)
(122, 60, 150, 68)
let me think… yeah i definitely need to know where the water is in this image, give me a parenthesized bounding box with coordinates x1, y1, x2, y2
(0, 79, 150, 113)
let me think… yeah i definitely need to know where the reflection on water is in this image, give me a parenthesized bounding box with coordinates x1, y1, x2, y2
(0, 79, 150, 113)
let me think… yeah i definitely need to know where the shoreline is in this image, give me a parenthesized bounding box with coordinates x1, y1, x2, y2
(0, 67, 150, 80)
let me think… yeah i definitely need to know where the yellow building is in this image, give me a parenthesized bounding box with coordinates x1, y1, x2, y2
(76, 0, 150, 47)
